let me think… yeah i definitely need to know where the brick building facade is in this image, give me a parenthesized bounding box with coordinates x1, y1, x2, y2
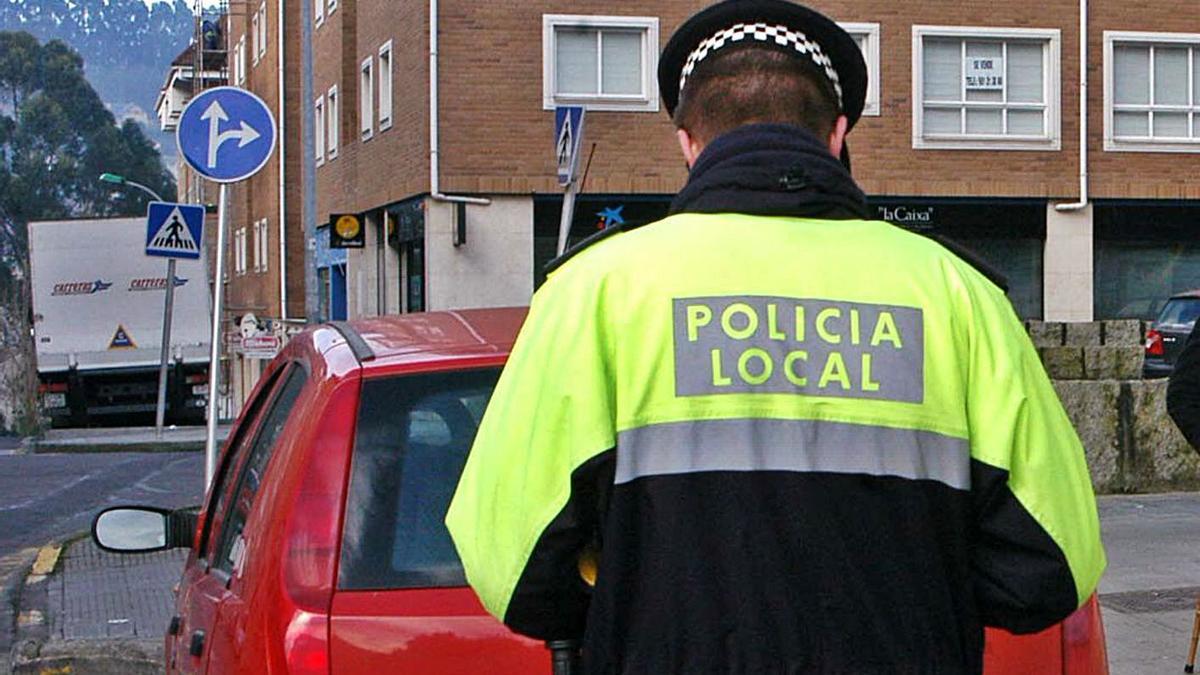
(304, 0, 1200, 330)
(161, 0, 1200, 398)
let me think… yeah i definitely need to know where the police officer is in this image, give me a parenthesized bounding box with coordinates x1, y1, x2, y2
(447, 2, 1105, 672)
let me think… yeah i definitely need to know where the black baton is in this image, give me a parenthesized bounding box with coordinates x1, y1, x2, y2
(546, 640, 581, 675)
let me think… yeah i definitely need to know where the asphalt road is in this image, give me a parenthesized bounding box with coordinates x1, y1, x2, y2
(0, 452, 204, 559)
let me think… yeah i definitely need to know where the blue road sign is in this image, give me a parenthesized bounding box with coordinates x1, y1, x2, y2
(555, 105, 586, 186)
(146, 201, 206, 260)
(177, 86, 277, 183)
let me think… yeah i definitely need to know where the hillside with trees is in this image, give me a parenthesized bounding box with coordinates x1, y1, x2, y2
(0, 30, 178, 434)
(0, 0, 198, 160)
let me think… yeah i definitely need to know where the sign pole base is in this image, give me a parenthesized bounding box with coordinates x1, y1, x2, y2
(204, 184, 229, 489)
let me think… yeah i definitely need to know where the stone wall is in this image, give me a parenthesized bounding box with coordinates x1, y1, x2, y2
(1028, 320, 1200, 493)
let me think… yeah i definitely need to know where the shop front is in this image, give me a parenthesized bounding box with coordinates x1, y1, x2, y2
(1093, 201, 1200, 321)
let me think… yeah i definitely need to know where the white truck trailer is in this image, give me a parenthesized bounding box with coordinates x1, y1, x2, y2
(29, 217, 211, 427)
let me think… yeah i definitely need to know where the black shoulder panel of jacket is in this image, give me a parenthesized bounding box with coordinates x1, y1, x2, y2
(925, 233, 1010, 293)
(1168, 324, 1200, 451)
(503, 449, 616, 640)
(970, 459, 1078, 633)
(543, 221, 647, 277)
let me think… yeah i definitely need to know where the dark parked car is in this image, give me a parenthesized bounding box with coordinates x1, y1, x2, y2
(1145, 291, 1200, 378)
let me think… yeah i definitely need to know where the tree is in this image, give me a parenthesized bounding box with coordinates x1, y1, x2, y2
(0, 31, 176, 224)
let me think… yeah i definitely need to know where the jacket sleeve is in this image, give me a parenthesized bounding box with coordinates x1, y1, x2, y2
(445, 265, 617, 641)
(958, 265, 1106, 634)
(1168, 325, 1200, 451)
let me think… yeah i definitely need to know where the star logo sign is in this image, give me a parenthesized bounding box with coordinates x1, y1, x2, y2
(596, 205, 626, 230)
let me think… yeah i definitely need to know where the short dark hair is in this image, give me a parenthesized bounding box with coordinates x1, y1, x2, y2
(672, 46, 840, 145)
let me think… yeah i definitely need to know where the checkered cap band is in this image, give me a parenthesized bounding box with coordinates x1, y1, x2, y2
(678, 22, 844, 110)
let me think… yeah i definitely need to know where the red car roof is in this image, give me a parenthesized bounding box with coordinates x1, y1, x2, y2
(321, 307, 528, 370)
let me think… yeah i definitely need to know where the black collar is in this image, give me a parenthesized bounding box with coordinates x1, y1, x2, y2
(670, 123, 871, 221)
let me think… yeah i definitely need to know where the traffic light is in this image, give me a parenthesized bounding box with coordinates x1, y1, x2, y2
(330, 213, 365, 249)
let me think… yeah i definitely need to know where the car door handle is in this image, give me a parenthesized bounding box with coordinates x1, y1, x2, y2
(189, 630, 206, 657)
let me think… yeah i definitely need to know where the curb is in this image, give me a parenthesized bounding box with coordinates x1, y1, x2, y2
(1, 547, 40, 675)
(12, 638, 162, 675)
(28, 439, 207, 454)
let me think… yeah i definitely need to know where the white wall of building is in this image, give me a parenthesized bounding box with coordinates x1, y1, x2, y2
(426, 196, 534, 310)
(1044, 203, 1094, 322)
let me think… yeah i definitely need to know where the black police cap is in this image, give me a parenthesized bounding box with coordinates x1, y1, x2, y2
(659, 0, 869, 131)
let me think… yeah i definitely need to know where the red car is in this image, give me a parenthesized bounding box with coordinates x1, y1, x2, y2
(92, 308, 1108, 674)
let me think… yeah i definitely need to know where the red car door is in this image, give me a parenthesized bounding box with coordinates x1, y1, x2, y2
(167, 364, 291, 674)
(330, 365, 548, 674)
(203, 363, 312, 673)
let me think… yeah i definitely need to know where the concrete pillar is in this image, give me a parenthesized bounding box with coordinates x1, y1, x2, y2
(425, 196, 534, 310)
(1044, 203, 1094, 322)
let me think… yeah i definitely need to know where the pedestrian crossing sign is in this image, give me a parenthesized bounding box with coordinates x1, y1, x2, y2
(145, 202, 205, 260)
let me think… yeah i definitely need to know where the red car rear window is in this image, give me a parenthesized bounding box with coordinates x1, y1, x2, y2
(338, 368, 500, 590)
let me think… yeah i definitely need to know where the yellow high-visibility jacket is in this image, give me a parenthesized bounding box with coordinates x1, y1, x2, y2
(447, 210, 1105, 674)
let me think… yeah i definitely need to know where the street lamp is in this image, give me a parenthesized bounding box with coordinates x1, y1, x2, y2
(98, 173, 176, 438)
(99, 173, 164, 202)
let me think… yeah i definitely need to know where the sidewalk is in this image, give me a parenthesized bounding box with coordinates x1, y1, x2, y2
(25, 425, 229, 454)
(9, 538, 185, 674)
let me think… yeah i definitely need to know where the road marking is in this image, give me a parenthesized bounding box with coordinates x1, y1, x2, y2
(0, 475, 90, 512)
(31, 543, 62, 577)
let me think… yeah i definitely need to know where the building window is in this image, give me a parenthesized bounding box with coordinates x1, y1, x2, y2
(251, 12, 260, 64)
(841, 22, 881, 117)
(314, 0, 323, 27)
(236, 36, 247, 85)
(314, 95, 326, 167)
(328, 0, 337, 16)
(253, 219, 269, 273)
(379, 40, 393, 131)
(1105, 32, 1200, 152)
(256, 3, 268, 60)
(235, 227, 248, 276)
(912, 26, 1061, 150)
(360, 56, 374, 140)
(327, 85, 339, 159)
(542, 14, 660, 112)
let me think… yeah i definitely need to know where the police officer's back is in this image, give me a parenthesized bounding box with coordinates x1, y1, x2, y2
(447, 2, 1105, 673)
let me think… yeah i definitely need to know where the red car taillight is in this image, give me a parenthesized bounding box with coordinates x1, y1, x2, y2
(37, 382, 68, 394)
(284, 611, 330, 675)
(185, 373, 208, 385)
(279, 379, 357, 674)
(1146, 329, 1164, 357)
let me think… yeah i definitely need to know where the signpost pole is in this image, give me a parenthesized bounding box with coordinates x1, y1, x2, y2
(175, 86, 277, 491)
(153, 257, 177, 436)
(556, 181, 579, 256)
(204, 184, 229, 488)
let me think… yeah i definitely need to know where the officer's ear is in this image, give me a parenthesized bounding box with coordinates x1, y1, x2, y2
(676, 128, 704, 169)
(827, 115, 849, 160)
